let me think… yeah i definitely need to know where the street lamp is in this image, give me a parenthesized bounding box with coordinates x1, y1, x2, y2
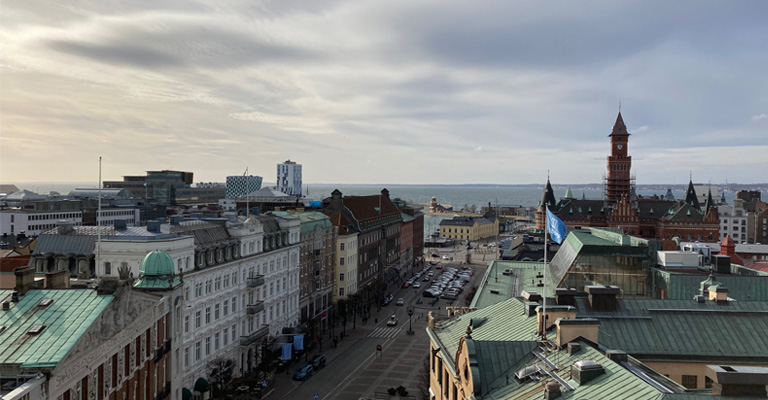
(407, 306, 414, 334)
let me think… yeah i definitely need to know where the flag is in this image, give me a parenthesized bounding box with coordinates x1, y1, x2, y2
(546, 208, 567, 244)
(294, 334, 304, 351)
(243, 167, 248, 177)
(281, 343, 293, 360)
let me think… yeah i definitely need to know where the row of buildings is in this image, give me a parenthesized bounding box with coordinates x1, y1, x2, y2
(0, 186, 424, 399)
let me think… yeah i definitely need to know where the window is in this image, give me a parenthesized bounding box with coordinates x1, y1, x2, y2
(339, 288, 345, 296)
(232, 297, 237, 312)
(705, 376, 713, 389)
(340, 257, 344, 266)
(682, 375, 697, 389)
(195, 311, 201, 328)
(231, 325, 236, 342)
(339, 273, 344, 282)
(205, 307, 211, 324)
(214, 304, 220, 320)
(223, 301, 228, 317)
(214, 332, 220, 351)
(104, 262, 111, 275)
(184, 315, 189, 333)
(195, 341, 201, 361)
(340, 243, 345, 251)
(184, 347, 189, 367)
(205, 336, 211, 356)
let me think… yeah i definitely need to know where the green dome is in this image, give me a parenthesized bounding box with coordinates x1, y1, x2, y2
(134, 250, 181, 290)
(139, 250, 175, 276)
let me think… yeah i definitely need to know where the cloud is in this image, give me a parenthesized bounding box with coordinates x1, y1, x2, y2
(1, 0, 768, 185)
(752, 113, 767, 121)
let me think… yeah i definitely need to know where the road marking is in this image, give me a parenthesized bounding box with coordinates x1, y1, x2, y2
(325, 335, 397, 399)
(367, 327, 402, 338)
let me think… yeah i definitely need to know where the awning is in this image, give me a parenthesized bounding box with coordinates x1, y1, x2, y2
(194, 377, 211, 393)
(182, 388, 193, 400)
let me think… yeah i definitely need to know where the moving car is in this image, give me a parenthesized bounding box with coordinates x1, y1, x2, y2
(402, 282, 410, 288)
(413, 282, 421, 288)
(293, 364, 314, 380)
(387, 315, 398, 326)
(382, 294, 394, 306)
(396, 298, 405, 306)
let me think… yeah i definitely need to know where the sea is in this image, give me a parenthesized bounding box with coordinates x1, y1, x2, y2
(14, 182, 745, 238)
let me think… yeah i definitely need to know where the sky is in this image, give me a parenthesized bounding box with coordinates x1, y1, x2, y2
(1, 0, 767, 185)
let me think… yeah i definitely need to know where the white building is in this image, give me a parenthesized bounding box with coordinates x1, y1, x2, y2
(1, 207, 140, 236)
(719, 204, 748, 242)
(276, 160, 302, 196)
(28, 213, 304, 392)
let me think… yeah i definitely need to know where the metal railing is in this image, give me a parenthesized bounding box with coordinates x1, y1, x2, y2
(246, 301, 264, 315)
(247, 275, 265, 288)
(239, 325, 270, 346)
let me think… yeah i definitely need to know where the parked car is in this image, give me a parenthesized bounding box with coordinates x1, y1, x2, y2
(387, 315, 399, 326)
(436, 265, 443, 269)
(382, 294, 394, 306)
(402, 282, 410, 288)
(396, 298, 405, 306)
(293, 364, 315, 380)
(413, 282, 421, 288)
(442, 255, 451, 260)
(311, 355, 327, 370)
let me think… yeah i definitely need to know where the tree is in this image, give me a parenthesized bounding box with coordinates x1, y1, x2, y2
(417, 353, 431, 399)
(207, 357, 235, 396)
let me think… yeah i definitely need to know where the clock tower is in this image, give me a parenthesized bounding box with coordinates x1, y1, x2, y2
(605, 112, 633, 202)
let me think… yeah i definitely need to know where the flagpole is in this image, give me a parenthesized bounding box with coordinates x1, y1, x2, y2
(245, 167, 249, 219)
(97, 156, 102, 277)
(543, 206, 548, 339)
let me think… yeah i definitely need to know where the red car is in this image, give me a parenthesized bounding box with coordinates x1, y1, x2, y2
(436, 265, 443, 269)
(402, 282, 410, 288)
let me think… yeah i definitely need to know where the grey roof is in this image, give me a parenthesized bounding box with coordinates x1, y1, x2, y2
(32, 226, 179, 256)
(68, 188, 134, 199)
(2, 190, 47, 202)
(244, 187, 291, 198)
(439, 216, 494, 226)
(169, 220, 231, 248)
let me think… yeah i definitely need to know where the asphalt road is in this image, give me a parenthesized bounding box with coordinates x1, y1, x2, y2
(272, 253, 491, 400)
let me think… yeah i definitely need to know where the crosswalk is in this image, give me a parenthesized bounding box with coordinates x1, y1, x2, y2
(367, 327, 402, 339)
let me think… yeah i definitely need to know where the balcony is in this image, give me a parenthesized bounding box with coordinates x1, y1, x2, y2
(246, 301, 265, 315)
(247, 275, 265, 288)
(240, 324, 270, 346)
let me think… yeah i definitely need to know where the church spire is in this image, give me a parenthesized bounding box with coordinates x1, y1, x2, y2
(685, 179, 700, 210)
(543, 178, 557, 208)
(704, 188, 717, 214)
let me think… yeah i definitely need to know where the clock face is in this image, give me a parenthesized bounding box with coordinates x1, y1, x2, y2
(617, 145, 623, 150)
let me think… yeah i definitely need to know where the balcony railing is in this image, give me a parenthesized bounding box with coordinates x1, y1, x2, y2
(239, 324, 270, 346)
(246, 301, 265, 315)
(247, 275, 265, 288)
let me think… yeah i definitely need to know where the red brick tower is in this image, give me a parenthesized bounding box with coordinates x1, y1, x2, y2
(604, 112, 634, 202)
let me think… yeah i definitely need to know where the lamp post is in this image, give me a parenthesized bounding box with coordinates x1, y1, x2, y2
(407, 306, 414, 335)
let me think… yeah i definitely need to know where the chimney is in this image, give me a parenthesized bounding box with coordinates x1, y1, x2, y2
(381, 188, 389, 198)
(522, 290, 542, 304)
(555, 288, 577, 306)
(571, 359, 605, 385)
(585, 285, 620, 311)
(543, 381, 561, 399)
(536, 305, 577, 334)
(113, 219, 127, 230)
(14, 267, 35, 295)
(712, 255, 731, 274)
(605, 350, 628, 363)
(706, 365, 768, 397)
(45, 269, 69, 289)
(555, 318, 600, 348)
(709, 284, 729, 303)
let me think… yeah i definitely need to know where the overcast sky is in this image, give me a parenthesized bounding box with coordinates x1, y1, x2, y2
(2, 1, 766, 185)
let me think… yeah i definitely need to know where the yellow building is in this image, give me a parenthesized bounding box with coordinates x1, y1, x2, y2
(439, 216, 498, 242)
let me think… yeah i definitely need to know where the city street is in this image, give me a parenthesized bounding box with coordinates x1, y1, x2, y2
(269, 242, 495, 400)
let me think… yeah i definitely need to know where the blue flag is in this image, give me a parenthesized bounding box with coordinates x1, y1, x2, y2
(294, 334, 304, 351)
(546, 208, 567, 244)
(281, 343, 293, 360)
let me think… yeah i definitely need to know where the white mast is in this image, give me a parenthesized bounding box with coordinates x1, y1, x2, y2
(245, 167, 250, 219)
(96, 156, 102, 276)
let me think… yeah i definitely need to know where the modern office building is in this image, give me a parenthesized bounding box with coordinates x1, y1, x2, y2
(276, 160, 302, 197)
(104, 170, 194, 204)
(226, 176, 263, 199)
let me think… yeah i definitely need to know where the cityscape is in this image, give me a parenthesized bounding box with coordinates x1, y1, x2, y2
(2, 2, 768, 400)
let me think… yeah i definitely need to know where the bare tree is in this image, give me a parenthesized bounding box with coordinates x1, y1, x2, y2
(208, 357, 235, 397)
(418, 353, 431, 399)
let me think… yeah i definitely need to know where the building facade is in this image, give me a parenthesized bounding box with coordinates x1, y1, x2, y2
(226, 176, 263, 199)
(439, 216, 498, 242)
(276, 160, 302, 197)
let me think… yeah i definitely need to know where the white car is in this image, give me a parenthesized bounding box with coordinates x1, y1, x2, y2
(413, 282, 421, 288)
(387, 315, 398, 326)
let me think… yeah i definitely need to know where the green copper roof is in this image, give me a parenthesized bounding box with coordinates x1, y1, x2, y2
(0, 289, 113, 369)
(471, 261, 553, 309)
(134, 250, 181, 290)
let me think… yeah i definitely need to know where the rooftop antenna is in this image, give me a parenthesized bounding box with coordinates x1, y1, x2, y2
(97, 156, 102, 277)
(619, 100, 621, 113)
